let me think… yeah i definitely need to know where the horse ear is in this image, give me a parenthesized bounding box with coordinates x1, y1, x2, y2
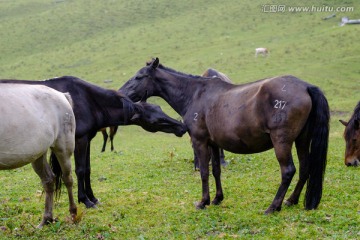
(130, 113, 141, 122)
(339, 120, 348, 126)
(151, 58, 159, 69)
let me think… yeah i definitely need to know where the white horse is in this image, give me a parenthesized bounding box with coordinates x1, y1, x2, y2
(0, 84, 77, 228)
(255, 47, 269, 57)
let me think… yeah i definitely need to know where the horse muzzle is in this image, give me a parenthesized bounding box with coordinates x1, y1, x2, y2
(345, 157, 359, 167)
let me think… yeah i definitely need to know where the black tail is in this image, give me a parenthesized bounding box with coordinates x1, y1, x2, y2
(304, 86, 330, 209)
(50, 152, 62, 200)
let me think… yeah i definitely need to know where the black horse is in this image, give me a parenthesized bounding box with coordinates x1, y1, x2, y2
(0, 76, 187, 208)
(99, 126, 118, 152)
(120, 58, 330, 213)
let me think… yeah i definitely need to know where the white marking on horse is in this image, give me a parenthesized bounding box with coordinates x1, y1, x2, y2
(274, 100, 287, 109)
(281, 85, 286, 91)
(194, 113, 198, 121)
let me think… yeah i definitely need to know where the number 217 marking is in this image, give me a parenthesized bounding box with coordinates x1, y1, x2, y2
(274, 100, 286, 109)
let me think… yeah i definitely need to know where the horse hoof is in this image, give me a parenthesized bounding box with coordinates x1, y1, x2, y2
(211, 197, 223, 205)
(220, 161, 228, 167)
(194, 201, 206, 210)
(264, 209, 273, 215)
(284, 200, 297, 207)
(91, 204, 98, 209)
(84, 200, 97, 209)
(37, 217, 57, 228)
(264, 206, 281, 214)
(92, 198, 101, 205)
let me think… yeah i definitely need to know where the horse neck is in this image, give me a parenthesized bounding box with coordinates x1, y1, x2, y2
(154, 70, 201, 117)
(90, 88, 136, 127)
(63, 78, 135, 128)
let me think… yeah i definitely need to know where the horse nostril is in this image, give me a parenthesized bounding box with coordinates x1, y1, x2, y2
(346, 162, 352, 167)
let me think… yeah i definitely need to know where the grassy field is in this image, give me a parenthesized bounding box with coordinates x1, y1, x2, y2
(0, 0, 359, 239)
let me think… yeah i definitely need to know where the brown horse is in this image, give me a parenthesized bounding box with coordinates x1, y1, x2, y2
(120, 58, 330, 214)
(340, 101, 360, 166)
(0, 84, 77, 228)
(99, 126, 118, 152)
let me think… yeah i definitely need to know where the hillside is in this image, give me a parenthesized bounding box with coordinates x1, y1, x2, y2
(0, 0, 359, 111)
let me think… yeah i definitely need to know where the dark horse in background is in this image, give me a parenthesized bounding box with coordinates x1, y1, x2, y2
(120, 58, 330, 213)
(0, 77, 187, 208)
(340, 101, 360, 166)
(99, 126, 118, 152)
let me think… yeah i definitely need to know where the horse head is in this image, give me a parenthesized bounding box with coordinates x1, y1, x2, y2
(130, 99, 187, 137)
(119, 58, 160, 102)
(340, 104, 360, 166)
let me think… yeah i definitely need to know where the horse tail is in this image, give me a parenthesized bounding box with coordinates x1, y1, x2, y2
(50, 151, 62, 200)
(304, 86, 330, 209)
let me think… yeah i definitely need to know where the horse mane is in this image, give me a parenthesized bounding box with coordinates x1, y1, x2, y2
(121, 96, 142, 124)
(345, 101, 360, 140)
(146, 59, 206, 80)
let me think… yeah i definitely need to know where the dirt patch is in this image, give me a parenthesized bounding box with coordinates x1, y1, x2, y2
(330, 110, 350, 117)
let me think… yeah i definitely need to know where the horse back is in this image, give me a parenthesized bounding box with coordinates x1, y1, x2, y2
(205, 75, 312, 153)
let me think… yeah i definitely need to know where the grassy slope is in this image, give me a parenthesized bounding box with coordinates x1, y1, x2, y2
(0, 0, 359, 239)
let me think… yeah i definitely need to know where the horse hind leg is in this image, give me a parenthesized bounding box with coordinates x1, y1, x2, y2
(31, 154, 56, 228)
(101, 129, 108, 152)
(52, 148, 77, 222)
(219, 148, 228, 167)
(109, 126, 118, 151)
(285, 133, 310, 207)
(54, 154, 77, 222)
(265, 134, 296, 214)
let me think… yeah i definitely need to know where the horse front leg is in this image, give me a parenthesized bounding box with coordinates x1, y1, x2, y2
(31, 154, 55, 228)
(193, 147, 199, 171)
(210, 146, 224, 205)
(265, 139, 296, 214)
(74, 137, 96, 208)
(192, 139, 210, 209)
(84, 141, 99, 205)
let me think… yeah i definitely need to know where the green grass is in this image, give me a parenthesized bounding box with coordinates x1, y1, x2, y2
(0, 0, 359, 239)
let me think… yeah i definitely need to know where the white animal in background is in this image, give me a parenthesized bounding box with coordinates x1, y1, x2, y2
(255, 47, 269, 57)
